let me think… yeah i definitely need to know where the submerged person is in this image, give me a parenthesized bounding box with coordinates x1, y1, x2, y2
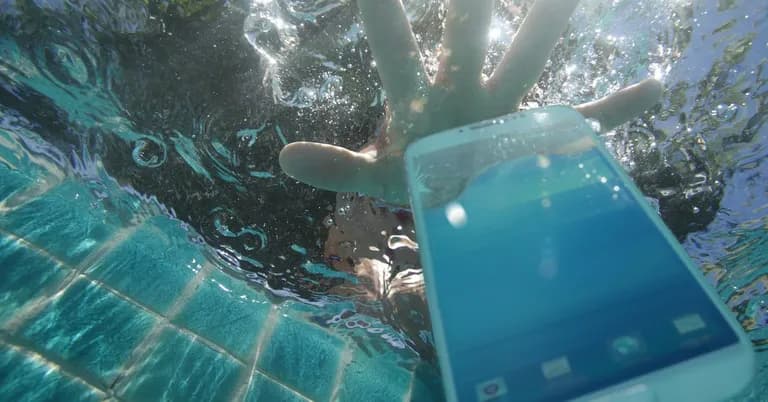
(279, 0, 664, 357)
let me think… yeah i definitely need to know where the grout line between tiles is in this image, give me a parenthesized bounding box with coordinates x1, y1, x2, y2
(0, 176, 61, 214)
(0, 227, 71, 267)
(329, 343, 354, 402)
(164, 259, 216, 318)
(250, 307, 280, 368)
(104, 322, 168, 393)
(229, 308, 315, 402)
(0, 334, 110, 398)
(244, 367, 314, 402)
(230, 306, 280, 402)
(404, 370, 417, 402)
(73, 225, 141, 274)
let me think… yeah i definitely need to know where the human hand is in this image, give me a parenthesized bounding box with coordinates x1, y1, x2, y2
(279, 0, 663, 205)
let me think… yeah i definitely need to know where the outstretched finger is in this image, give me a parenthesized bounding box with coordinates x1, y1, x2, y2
(487, 0, 580, 109)
(436, 0, 494, 92)
(575, 78, 664, 132)
(358, 0, 429, 113)
(279, 142, 378, 194)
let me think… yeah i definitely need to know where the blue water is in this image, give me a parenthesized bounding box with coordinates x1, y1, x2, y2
(1, 0, 768, 397)
(422, 150, 738, 401)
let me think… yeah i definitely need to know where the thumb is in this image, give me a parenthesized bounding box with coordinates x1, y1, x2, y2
(575, 78, 664, 132)
(279, 142, 377, 194)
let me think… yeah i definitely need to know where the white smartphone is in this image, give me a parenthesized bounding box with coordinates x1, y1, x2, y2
(404, 106, 754, 402)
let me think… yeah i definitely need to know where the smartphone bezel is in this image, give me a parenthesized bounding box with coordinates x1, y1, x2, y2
(404, 106, 755, 402)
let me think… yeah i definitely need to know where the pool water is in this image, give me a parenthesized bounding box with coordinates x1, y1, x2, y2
(1, 0, 768, 400)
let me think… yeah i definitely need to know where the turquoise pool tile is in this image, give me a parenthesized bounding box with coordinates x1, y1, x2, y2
(18, 278, 156, 387)
(0, 236, 67, 323)
(409, 363, 445, 402)
(0, 345, 104, 402)
(0, 164, 32, 202)
(335, 347, 414, 402)
(257, 316, 346, 401)
(172, 270, 271, 361)
(116, 327, 243, 402)
(0, 181, 117, 265)
(86, 216, 202, 314)
(245, 372, 309, 402)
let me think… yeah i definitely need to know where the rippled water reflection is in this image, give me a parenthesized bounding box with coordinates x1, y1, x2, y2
(1, 0, 767, 388)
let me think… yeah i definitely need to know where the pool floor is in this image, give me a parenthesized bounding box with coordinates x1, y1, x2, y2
(0, 161, 442, 401)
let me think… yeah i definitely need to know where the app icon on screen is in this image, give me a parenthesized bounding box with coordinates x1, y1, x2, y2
(475, 377, 508, 401)
(610, 335, 646, 361)
(674, 314, 707, 334)
(541, 356, 572, 380)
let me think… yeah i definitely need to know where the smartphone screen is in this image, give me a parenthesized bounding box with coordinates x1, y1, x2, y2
(407, 120, 741, 401)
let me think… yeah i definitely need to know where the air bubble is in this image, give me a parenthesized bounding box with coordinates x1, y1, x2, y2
(445, 202, 467, 228)
(586, 118, 602, 133)
(132, 137, 166, 168)
(659, 188, 677, 197)
(319, 75, 343, 100)
(337, 204, 351, 216)
(537, 155, 551, 169)
(710, 103, 739, 122)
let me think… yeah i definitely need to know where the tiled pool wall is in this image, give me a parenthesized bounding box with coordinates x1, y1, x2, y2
(0, 151, 443, 401)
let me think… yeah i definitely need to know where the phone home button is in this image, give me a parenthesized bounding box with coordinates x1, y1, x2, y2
(588, 384, 656, 402)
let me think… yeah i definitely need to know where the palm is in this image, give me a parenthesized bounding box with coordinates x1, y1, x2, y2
(279, 0, 663, 205)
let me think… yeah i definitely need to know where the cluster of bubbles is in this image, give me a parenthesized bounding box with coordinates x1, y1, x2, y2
(243, 0, 753, 237)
